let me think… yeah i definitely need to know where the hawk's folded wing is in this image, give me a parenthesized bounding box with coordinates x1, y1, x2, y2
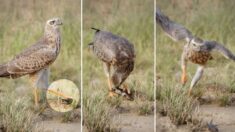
(7, 44, 56, 76)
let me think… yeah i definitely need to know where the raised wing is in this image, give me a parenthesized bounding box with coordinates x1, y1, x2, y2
(156, 9, 193, 42)
(6, 40, 56, 76)
(205, 41, 235, 61)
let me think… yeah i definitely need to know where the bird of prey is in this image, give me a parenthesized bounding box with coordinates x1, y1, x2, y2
(156, 9, 235, 95)
(0, 18, 63, 106)
(89, 28, 135, 100)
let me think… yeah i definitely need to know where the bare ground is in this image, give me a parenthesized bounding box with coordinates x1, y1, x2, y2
(38, 120, 81, 132)
(111, 94, 154, 132)
(36, 107, 81, 132)
(199, 105, 235, 132)
(113, 113, 154, 132)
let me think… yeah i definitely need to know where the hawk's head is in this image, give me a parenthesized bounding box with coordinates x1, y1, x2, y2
(189, 37, 205, 51)
(45, 18, 63, 32)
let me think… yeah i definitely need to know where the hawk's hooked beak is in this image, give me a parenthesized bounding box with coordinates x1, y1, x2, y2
(57, 21, 63, 25)
(55, 18, 63, 25)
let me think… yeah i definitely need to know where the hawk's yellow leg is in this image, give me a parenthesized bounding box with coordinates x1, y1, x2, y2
(181, 65, 187, 85)
(103, 62, 118, 97)
(107, 77, 118, 97)
(30, 75, 40, 106)
(34, 88, 39, 106)
(181, 49, 188, 85)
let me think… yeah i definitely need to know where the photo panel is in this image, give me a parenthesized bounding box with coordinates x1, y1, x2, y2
(83, 0, 155, 131)
(0, 0, 81, 131)
(156, 0, 235, 131)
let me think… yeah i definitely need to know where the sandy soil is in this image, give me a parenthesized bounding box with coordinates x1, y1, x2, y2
(155, 113, 191, 132)
(36, 107, 81, 132)
(38, 120, 81, 132)
(113, 113, 154, 132)
(110, 99, 155, 132)
(156, 105, 235, 132)
(199, 105, 235, 132)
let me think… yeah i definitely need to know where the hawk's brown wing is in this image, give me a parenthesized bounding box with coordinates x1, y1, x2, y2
(6, 40, 56, 77)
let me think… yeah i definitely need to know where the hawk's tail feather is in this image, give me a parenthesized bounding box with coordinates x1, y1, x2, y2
(91, 27, 100, 32)
(88, 42, 93, 46)
(0, 64, 10, 78)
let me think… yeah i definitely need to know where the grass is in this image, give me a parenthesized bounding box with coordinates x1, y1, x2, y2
(157, 82, 198, 125)
(83, 0, 154, 130)
(219, 94, 231, 106)
(60, 111, 79, 123)
(156, 0, 235, 126)
(0, 93, 37, 132)
(83, 92, 116, 132)
(0, 0, 80, 131)
(137, 102, 153, 116)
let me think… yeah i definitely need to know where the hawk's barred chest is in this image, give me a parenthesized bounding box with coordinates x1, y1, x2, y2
(47, 31, 61, 56)
(186, 49, 213, 65)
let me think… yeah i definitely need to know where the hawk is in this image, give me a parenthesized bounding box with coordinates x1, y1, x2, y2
(0, 18, 63, 106)
(156, 9, 235, 95)
(89, 28, 135, 100)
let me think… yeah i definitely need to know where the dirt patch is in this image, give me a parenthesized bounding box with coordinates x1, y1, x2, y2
(156, 104, 235, 132)
(37, 120, 81, 132)
(155, 113, 191, 132)
(109, 98, 154, 132)
(35, 107, 81, 131)
(113, 113, 154, 132)
(199, 105, 235, 132)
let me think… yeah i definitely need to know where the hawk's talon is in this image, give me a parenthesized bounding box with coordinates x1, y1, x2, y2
(110, 87, 133, 100)
(123, 83, 131, 94)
